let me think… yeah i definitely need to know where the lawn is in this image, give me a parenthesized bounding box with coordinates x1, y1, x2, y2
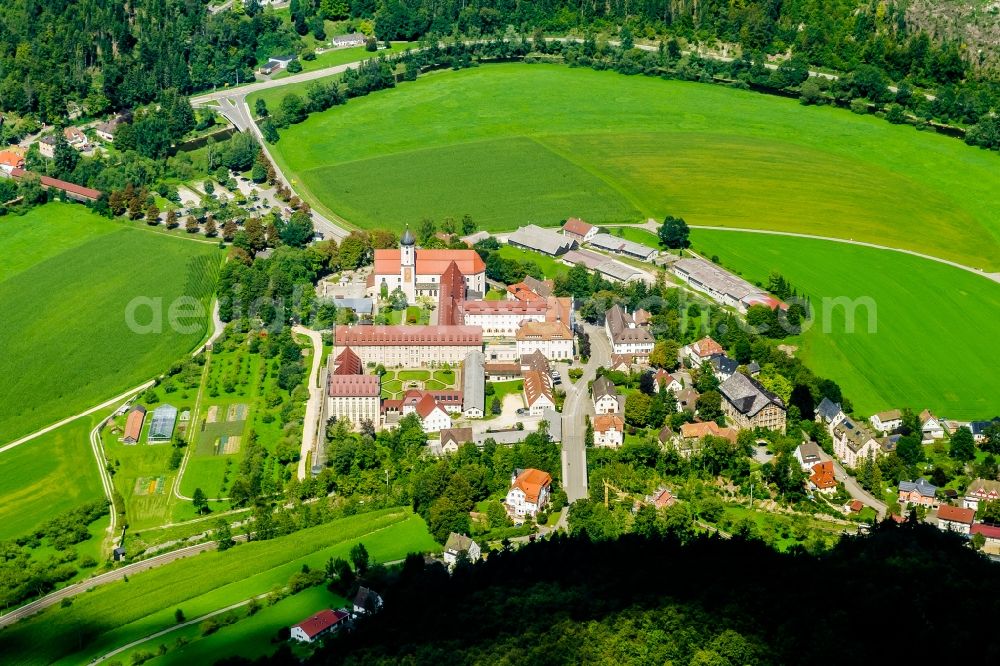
(495, 244, 569, 280)
(0, 203, 222, 442)
(689, 229, 1000, 418)
(0, 509, 437, 665)
(606, 225, 662, 249)
(487, 380, 524, 416)
(267, 64, 1000, 269)
(0, 416, 105, 542)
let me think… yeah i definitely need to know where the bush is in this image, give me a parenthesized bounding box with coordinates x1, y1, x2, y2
(286, 59, 302, 74)
(849, 98, 870, 115)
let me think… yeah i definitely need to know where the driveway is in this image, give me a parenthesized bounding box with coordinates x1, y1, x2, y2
(292, 326, 325, 480)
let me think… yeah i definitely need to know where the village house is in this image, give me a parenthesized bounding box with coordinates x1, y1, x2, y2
(970, 420, 999, 444)
(592, 376, 623, 414)
(413, 394, 452, 433)
(832, 418, 880, 468)
(523, 370, 555, 416)
(809, 461, 837, 494)
(718, 372, 787, 433)
(0, 149, 25, 173)
(561, 217, 597, 243)
(676, 387, 699, 413)
(963, 478, 1000, 512)
(644, 487, 676, 509)
(919, 410, 945, 442)
(327, 374, 381, 430)
(652, 369, 682, 394)
(439, 427, 474, 454)
(290, 609, 349, 643)
(679, 421, 738, 444)
(794, 441, 823, 472)
(443, 532, 482, 567)
(815, 397, 846, 428)
(604, 304, 654, 359)
(352, 587, 383, 616)
(333, 325, 483, 367)
(95, 116, 124, 142)
(971, 523, 1000, 549)
(707, 354, 739, 382)
(593, 413, 625, 448)
(333, 32, 368, 47)
(485, 362, 520, 382)
(870, 409, 902, 434)
(936, 505, 975, 535)
(682, 336, 725, 368)
(64, 126, 87, 148)
(515, 320, 574, 360)
(259, 54, 295, 75)
(38, 135, 57, 159)
(898, 478, 938, 508)
(505, 468, 552, 518)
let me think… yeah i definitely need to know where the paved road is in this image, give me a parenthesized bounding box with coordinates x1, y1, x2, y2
(560, 323, 610, 501)
(293, 326, 324, 480)
(831, 457, 887, 519)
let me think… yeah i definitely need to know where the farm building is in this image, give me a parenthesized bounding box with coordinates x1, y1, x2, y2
(7, 168, 102, 202)
(561, 217, 597, 242)
(290, 609, 350, 643)
(508, 224, 577, 256)
(673, 257, 786, 313)
(122, 405, 147, 444)
(587, 232, 658, 260)
(147, 404, 178, 442)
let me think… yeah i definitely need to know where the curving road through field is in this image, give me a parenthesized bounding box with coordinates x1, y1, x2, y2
(293, 325, 325, 481)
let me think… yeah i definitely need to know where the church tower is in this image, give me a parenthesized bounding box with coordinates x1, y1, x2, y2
(400, 226, 416, 302)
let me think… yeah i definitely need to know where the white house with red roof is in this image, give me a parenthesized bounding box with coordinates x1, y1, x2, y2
(326, 374, 381, 430)
(593, 413, 624, 448)
(963, 479, 1000, 512)
(413, 393, 452, 433)
(290, 609, 349, 643)
(936, 505, 975, 535)
(505, 468, 552, 518)
(682, 336, 725, 368)
(372, 229, 486, 303)
(653, 369, 682, 394)
(523, 370, 555, 416)
(561, 217, 597, 243)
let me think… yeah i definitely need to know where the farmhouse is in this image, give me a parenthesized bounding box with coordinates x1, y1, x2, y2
(333, 32, 367, 47)
(439, 427, 474, 454)
(592, 376, 623, 414)
(515, 321, 574, 360)
(508, 224, 577, 256)
(587, 232, 658, 260)
(562, 217, 597, 242)
(832, 418, 880, 468)
(327, 374, 381, 430)
(352, 587, 383, 615)
(372, 229, 486, 304)
(333, 325, 483, 367)
(936, 505, 975, 535)
(523, 370, 555, 416)
(593, 413, 625, 448)
(718, 372, 786, 433)
(682, 336, 724, 367)
(443, 532, 482, 567)
(122, 406, 146, 444)
(604, 304, 654, 358)
(462, 351, 485, 417)
(870, 409, 902, 434)
(920, 410, 945, 442)
(64, 126, 87, 148)
(291, 609, 349, 643)
(898, 478, 938, 508)
(808, 461, 837, 494)
(963, 479, 1000, 512)
(94, 117, 123, 142)
(147, 404, 178, 442)
(505, 468, 552, 518)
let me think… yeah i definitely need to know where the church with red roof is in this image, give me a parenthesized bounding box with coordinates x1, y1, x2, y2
(373, 227, 486, 304)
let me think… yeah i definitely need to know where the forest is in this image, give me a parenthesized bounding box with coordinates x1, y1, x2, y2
(225, 523, 1000, 664)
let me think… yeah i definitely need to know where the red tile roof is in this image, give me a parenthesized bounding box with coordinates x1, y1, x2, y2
(462, 300, 547, 315)
(0, 151, 24, 168)
(545, 296, 573, 325)
(123, 408, 146, 441)
(848, 500, 864, 512)
(938, 505, 975, 525)
(971, 523, 1000, 539)
(593, 414, 624, 433)
(562, 217, 593, 236)
(292, 609, 348, 639)
(333, 347, 362, 375)
(415, 393, 446, 419)
(437, 260, 465, 326)
(10, 168, 101, 200)
(692, 336, 724, 358)
(374, 248, 485, 275)
(515, 320, 572, 341)
(679, 421, 737, 442)
(335, 325, 482, 346)
(809, 461, 836, 490)
(523, 370, 553, 407)
(506, 281, 545, 302)
(512, 468, 552, 504)
(327, 374, 380, 397)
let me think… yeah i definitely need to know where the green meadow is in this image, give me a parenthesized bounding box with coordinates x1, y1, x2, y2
(689, 229, 1000, 418)
(0, 204, 223, 442)
(0, 416, 105, 542)
(266, 64, 1000, 270)
(0, 509, 437, 665)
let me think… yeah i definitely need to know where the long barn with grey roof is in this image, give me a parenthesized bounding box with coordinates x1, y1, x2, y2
(508, 224, 577, 256)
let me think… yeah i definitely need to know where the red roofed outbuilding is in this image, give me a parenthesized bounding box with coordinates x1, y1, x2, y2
(290, 609, 349, 643)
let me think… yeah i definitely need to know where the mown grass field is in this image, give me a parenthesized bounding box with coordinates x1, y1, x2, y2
(267, 64, 1000, 269)
(0, 417, 105, 541)
(0, 204, 223, 443)
(495, 244, 570, 279)
(0, 509, 437, 665)
(689, 229, 1000, 418)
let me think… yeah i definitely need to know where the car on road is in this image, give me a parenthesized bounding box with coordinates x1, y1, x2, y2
(516, 408, 528, 415)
